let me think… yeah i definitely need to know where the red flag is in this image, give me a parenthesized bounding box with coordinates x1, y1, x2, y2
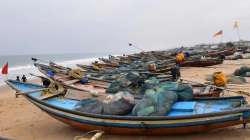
(213, 30, 223, 37)
(1, 62, 8, 75)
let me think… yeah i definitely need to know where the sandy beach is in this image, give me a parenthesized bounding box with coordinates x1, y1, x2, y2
(2, 60, 250, 140)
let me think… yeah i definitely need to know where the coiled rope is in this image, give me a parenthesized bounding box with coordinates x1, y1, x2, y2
(74, 130, 104, 140)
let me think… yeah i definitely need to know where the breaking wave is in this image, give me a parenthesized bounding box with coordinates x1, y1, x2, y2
(0, 57, 100, 86)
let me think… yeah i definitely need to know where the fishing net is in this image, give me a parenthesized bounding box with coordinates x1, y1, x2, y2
(234, 66, 250, 77)
(74, 91, 135, 115)
(106, 72, 140, 93)
(103, 92, 135, 115)
(101, 74, 119, 81)
(140, 77, 160, 92)
(132, 82, 193, 116)
(132, 88, 178, 116)
(246, 72, 250, 77)
(106, 81, 124, 93)
(175, 84, 194, 101)
(125, 72, 140, 83)
(74, 98, 103, 114)
(227, 75, 246, 84)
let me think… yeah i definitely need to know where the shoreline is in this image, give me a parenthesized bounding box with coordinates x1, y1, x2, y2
(1, 60, 250, 139)
(0, 55, 106, 86)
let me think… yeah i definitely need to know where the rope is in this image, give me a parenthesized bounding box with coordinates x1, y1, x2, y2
(74, 130, 104, 140)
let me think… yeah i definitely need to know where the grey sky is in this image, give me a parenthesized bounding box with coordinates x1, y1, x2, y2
(0, 0, 249, 55)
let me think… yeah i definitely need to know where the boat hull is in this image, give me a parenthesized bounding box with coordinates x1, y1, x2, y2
(26, 95, 250, 135)
(181, 59, 223, 67)
(52, 114, 246, 135)
(208, 49, 236, 57)
(6, 80, 250, 135)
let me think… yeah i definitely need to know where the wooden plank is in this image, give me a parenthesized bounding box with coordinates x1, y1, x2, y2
(63, 79, 80, 85)
(39, 93, 62, 100)
(93, 84, 108, 89)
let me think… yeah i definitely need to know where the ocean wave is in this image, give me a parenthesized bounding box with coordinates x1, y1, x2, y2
(9, 65, 34, 72)
(0, 57, 102, 86)
(57, 57, 99, 66)
(7, 57, 101, 72)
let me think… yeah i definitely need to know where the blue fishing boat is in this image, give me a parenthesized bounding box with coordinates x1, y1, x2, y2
(6, 80, 250, 135)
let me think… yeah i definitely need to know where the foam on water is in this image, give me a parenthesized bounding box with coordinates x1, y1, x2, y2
(57, 57, 99, 68)
(9, 65, 33, 71)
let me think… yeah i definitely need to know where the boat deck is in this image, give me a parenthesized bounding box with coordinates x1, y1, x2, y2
(10, 80, 244, 117)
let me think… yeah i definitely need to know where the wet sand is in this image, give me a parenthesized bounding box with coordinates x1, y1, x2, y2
(1, 60, 250, 140)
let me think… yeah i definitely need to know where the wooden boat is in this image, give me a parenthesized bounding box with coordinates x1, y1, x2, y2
(180, 59, 223, 67)
(76, 64, 115, 73)
(6, 80, 250, 135)
(208, 48, 236, 57)
(92, 62, 119, 69)
(34, 63, 110, 91)
(77, 63, 168, 76)
(43, 61, 175, 82)
(35, 62, 223, 97)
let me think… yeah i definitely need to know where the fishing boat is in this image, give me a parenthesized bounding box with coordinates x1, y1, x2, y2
(34, 62, 110, 91)
(208, 48, 236, 57)
(35, 62, 223, 97)
(6, 80, 250, 135)
(180, 59, 223, 67)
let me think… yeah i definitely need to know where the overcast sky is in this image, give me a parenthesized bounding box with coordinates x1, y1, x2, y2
(0, 0, 249, 55)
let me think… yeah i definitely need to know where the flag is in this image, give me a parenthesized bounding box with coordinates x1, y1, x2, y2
(213, 30, 223, 37)
(233, 21, 239, 29)
(1, 62, 8, 75)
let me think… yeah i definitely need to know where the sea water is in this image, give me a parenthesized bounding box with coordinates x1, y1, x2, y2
(0, 53, 109, 86)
